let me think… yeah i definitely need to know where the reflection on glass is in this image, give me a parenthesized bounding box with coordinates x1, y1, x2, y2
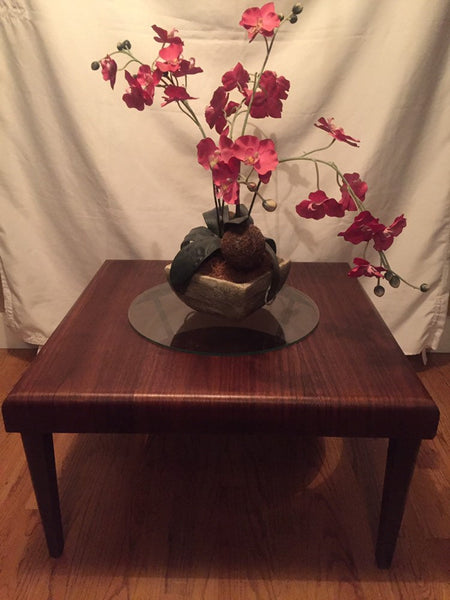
(128, 283, 319, 356)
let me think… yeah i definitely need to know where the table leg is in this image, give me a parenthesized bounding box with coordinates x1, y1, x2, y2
(375, 437, 421, 568)
(21, 433, 64, 557)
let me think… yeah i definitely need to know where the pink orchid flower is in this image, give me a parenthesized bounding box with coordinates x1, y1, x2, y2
(372, 214, 407, 251)
(314, 117, 360, 147)
(156, 43, 184, 73)
(174, 58, 203, 77)
(122, 65, 157, 110)
(197, 136, 241, 204)
(213, 160, 241, 204)
(339, 210, 406, 251)
(197, 138, 222, 170)
(100, 56, 117, 89)
(239, 2, 281, 42)
(222, 63, 250, 91)
(348, 258, 386, 279)
(340, 173, 368, 210)
(161, 85, 196, 106)
(205, 86, 230, 134)
(338, 211, 384, 245)
(151, 25, 183, 45)
(296, 190, 345, 220)
(244, 71, 290, 118)
(233, 135, 278, 178)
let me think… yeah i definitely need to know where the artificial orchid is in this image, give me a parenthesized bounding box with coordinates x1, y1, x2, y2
(91, 2, 427, 296)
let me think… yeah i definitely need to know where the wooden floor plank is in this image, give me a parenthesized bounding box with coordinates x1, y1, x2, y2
(1, 349, 449, 600)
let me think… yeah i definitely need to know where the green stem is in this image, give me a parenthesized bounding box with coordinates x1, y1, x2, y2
(247, 180, 263, 217)
(279, 155, 366, 212)
(241, 31, 278, 136)
(180, 99, 207, 138)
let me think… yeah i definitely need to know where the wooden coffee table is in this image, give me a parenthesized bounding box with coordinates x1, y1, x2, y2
(1, 260, 439, 567)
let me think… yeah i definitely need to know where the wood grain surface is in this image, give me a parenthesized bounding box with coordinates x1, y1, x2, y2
(0, 349, 449, 599)
(2, 261, 439, 439)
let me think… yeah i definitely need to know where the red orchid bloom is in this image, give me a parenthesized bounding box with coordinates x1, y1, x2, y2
(244, 71, 290, 118)
(122, 65, 158, 110)
(372, 214, 407, 251)
(205, 86, 229, 134)
(161, 85, 196, 106)
(156, 43, 184, 73)
(197, 136, 241, 204)
(151, 25, 183, 45)
(348, 258, 386, 279)
(296, 190, 345, 220)
(233, 135, 278, 180)
(197, 138, 221, 170)
(173, 58, 203, 77)
(239, 2, 280, 42)
(314, 117, 360, 147)
(213, 160, 241, 204)
(340, 173, 368, 211)
(338, 211, 384, 245)
(339, 210, 406, 251)
(222, 63, 250, 91)
(100, 56, 117, 89)
(197, 135, 235, 170)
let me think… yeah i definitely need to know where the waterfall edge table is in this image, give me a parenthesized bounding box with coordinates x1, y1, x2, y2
(2, 260, 439, 567)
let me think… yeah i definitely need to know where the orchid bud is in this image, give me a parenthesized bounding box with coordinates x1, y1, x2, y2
(374, 284, 385, 297)
(384, 270, 394, 281)
(278, 13, 285, 21)
(292, 4, 303, 15)
(247, 182, 258, 192)
(117, 40, 131, 51)
(420, 283, 429, 292)
(289, 15, 298, 23)
(389, 275, 401, 288)
(91, 61, 100, 71)
(263, 199, 277, 212)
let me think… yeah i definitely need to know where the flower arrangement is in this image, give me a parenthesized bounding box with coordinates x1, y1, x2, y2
(91, 2, 428, 297)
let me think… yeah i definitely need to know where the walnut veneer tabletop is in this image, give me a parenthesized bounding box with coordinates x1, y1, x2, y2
(2, 260, 439, 439)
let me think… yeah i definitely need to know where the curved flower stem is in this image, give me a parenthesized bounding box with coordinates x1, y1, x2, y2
(314, 162, 320, 190)
(113, 49, 144, 66)
(247, 180, 263, 217)
(117, 59, 142, 71)
(180, 100, 207, 138)
(279, 155, 366, 212)
(300, 139, 336, 157)
(211, 180, 223, 237)
(241, 32, 278, 136)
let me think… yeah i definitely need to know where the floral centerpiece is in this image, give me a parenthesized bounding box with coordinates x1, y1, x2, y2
(91, 2, 427, 316)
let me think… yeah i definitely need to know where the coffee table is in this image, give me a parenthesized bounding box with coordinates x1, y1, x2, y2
(2, 260, 439, 567)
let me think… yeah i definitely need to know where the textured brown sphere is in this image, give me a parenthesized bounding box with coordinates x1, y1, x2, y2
(220, 223, 266, 271)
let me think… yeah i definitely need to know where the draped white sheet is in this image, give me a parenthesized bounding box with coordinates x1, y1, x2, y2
(1, 0, 449, 353)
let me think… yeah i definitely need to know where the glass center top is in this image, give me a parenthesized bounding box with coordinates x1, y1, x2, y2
(128, 283, 319, 356)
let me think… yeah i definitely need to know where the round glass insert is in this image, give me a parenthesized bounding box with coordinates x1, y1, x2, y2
(128, 283, 319, 356)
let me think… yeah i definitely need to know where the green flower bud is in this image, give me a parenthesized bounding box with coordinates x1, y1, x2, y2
(292, 4, 303, 14)
(278, 13, 285, 21)
(389, 275, 401, 288)
(263, 199, 277, 212)
(247, 182, 258, 192)
(374, 284, 385, 297)
(91, 61, 100, 71)
(384, 270, 394, 281)
(122, 40, 132, 50)
(289, 15, 298, 24)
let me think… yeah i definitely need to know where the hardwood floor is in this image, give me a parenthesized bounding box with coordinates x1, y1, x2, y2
(0, 348, 449, 600)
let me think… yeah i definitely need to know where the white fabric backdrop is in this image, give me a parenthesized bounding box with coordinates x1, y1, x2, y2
(1, 0, 449, 353)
